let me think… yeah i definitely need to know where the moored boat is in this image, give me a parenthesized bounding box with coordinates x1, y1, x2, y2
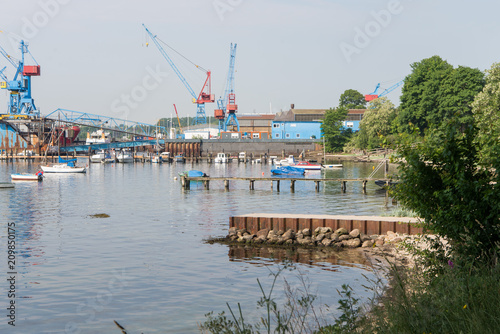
(292, 161, 322, 170)
(321, 164, 343, 169)
(41, 164, 86, 173)
(11, 171, 43, 181)
(0, 182, 15, 188)
(178, 170, 208, 177)
(271, 166, 305, 176)
(214, 152, 230, 163)
(117, 149, 134, 163)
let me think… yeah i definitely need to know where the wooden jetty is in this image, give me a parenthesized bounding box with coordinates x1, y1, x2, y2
(230, 213, 422, 235)
(180, 176, 394, 192)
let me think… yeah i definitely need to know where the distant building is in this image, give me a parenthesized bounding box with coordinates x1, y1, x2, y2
(238, 114, 275, 137)
(271, 105, 367, 140)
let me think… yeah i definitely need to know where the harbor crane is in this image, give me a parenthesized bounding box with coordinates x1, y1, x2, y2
(365, 80, 404, 102)
(214, 43, 239, 132)
(143, 24, 214, 126)
(0, 40, 40, 117)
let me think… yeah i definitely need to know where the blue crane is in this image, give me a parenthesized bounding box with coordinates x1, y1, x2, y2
(365, 80, 404, 102)
(0, 40, 40, 117)
(143, 24, 214, 126)
(214, 43, 238, 132)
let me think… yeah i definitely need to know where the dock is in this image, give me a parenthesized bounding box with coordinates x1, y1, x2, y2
(230, 213, 422, 235)
(180, 176, 394, 192)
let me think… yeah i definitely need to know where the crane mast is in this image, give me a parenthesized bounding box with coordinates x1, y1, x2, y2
(142, 24, 214, 126)
(0, 40, 40, 117)
(215, 43, 238, 132)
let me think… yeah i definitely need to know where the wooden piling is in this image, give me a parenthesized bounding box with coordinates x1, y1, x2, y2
(290, 180, 295, 192)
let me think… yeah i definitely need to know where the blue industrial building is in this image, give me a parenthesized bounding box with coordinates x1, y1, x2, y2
(271, 107, 366, 139)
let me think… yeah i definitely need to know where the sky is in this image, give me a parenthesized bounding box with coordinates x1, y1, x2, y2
(0, 0, 499, 125)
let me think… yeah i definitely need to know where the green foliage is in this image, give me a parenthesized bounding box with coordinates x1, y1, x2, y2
(393, 119, 500, 263)
(338, 89, 366, 109)
(361, 255, 500, 333)
(472, 62, 500, 167)
(355, 97, 396, 150)
(321, 107, 352, 152)
(395, 56, 484, 134)
(317, 284, 360, 334)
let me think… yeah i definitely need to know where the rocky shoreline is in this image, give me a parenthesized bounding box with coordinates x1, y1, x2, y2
(224, 226, 412, 250)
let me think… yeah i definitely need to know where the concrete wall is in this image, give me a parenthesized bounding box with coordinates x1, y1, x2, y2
(197, 139, 318, 156)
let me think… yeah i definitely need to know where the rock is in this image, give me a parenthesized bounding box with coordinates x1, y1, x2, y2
(298, 236, 313, 245)
(228, 227, 237, 236)
(339, 234, 351, 241)
(386, 231, 396, 237)
(360, 234, 371, 242)
(296, 232, 304, 239)
(257, 228, 270, 238)
(392, 237, 402, 243)
(285, 239, 294, 245)
(314, 227, 322, 235)
(229, 235, 238, 241)
(277, 230, 284, 236)
(238, 228, 248, 235)
(253, 238, 264, 244)
(282, 229, 295, 241)
(342, 238, 361, 248)
(324, 232, 333, 239)
(349, 229, 360, 238)
(267, 230, 278, 239)
(302, 228, 312, 237)
(331, 233, 340, 242)
(375, 239, 385, 247)
(320, 227, 333, 234)
(315, 233, 325, 242)
(243, 234, 254, 242)
(256, 235, 267, 243)
(362, 240, 374, 248)
(237, 236, 245, 243)
(335, 228, 348, 235)
(321, 238, 333, 247)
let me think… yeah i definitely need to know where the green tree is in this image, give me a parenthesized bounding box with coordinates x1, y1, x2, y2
(395, 56, 485, 134)
(339, 89, 366, 109)
(358, 97, 396, 149)
(321, 107, 351, 152)
(394, 120, 500, 263)
(472, 62, 500, 167)
(396, 55, 453, 133)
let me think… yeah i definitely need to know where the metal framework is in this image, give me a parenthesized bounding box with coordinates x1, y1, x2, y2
(143, 24, 214, 126)
(44, 108, 167, 137)
(215, 43, 239, 132)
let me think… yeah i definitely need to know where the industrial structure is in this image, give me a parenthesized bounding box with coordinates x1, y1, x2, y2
(214, 43, 239, 132)
(365, 80, 404, 102)
(143, 24, 214, 126)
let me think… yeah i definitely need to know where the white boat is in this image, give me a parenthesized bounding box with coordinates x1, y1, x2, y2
(11, 171, 43, 181)
(238, 152, 246, 162)
(151, 155, 161, 163)
(117, 149, 134, 163)
(214, 152, 230, 163)
(275, 155, 297, 167)
(322, 164, 343, 169)
(160, 152, 171, 163)
(86, 129, 111, 145)
(90, 150, 106, 163)
(41, 164, 86, 173)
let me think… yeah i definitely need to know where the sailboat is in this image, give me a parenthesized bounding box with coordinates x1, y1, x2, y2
(321, 137, 343, 169)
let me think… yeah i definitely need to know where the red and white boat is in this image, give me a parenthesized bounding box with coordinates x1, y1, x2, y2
(292, 161, 322, 170)
(11, 171, 44, 181)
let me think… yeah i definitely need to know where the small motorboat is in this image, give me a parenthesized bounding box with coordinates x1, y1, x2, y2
(214, 152, 230, 163)
(0, 182, 15, 189)
(178, 170, 208, 178)
(292, 161, 323, 170)
(175, 153, 186, 163)
(117, 149, 134, 163)
(275, 155, 297, 167)
(90, 150, 106, 163)
(271, 166, 305, 176)
(321, 164, 343, 169)
(11, 170, 43, 181)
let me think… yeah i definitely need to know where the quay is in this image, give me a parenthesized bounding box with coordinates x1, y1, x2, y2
(180, 176, 394, 192)
(230, 213, 422, 235)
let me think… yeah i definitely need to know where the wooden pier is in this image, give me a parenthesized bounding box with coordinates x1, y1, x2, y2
(180, 176, 394, 193)
(230, 213, 422, 235)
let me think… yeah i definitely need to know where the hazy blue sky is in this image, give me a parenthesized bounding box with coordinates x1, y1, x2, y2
(1, 0, 499, 124)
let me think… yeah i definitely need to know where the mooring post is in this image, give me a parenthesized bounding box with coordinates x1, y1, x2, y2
(249, 180, 255, 190)
(341, 180, 346, 193)
(290, 179, 295, 192)
(362, 180, 367, 193)
(224, 179, 230, 190)
(315, 180, 320, 192)
(276, 180, 280, 192)
(204, 180, 210, 190)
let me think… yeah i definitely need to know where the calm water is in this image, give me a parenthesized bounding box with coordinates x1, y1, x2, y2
(0, 160, 396, 333)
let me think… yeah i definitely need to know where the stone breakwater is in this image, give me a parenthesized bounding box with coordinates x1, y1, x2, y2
(226, 226, 412, 249)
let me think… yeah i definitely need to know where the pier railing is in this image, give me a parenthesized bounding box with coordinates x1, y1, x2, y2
(180, 176, 394, 192)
